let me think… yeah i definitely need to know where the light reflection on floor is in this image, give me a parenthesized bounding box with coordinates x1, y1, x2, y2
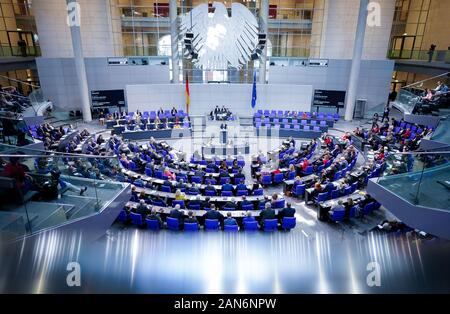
(1, 227, 449, 293)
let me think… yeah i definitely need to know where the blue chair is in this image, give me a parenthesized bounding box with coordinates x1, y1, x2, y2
(224, 225, 239, 232)
(362, 202, 374, 215)
(243, 220, 258, 231)
(130, 212, 144, 226)
(241, 203, 254, 211)
(236, 189, 248, 196)
(263, 219, 278, 231)
(344, 186, 352, 196)
(287, 171, 296, 180)
(273, 173, 284, 184)
(188, 204, 201, 210)
(329, 210, 345, 222)
(184, 222, 199, 231)
(154, 170, 164, 179)
(349, 206, 358, 218)
(172, 200, 185, 209)
(186, 189, 199, 196)
(223, 206, 235, 211)
(293, 184, 306, 198)
(128, 161, 137, 171)
(331, 189, 340, 199)
(167, 217, 180, 230)
(351, 182, 358, 193)
(117, 209, 128, 223)
(303, 166, 313, 175)
(221, 190, 233, 197)
(315, 192, 328, 203)
(282, 217, 296, 230)
(146, 219, 161, 230)
(145, 168, 153, 177)
(333, 171, 342, 181)
(261, 175, 272, 186)
(372, 202, 381, 210)
(205, 189, 217, 196)
(191, 176, 202, 184)
(220, 177, 231, 185)
(161, 185, 172, 193)
(253, 188, 264, 196)
(272, 199, 285, 209)
(205, 219, 220, 231)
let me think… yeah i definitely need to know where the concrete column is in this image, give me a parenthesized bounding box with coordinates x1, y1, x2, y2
(344, 0, 369, 121)
(170, 0, 180, 83)
(67, 0, 92, 122)
(259, 0, 269, 84)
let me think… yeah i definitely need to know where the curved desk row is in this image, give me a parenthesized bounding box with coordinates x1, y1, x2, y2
(119, 128, 192, 140)
(133, 186, 284, 204)
(254, 116, 334, 127)
(255, 128, 322, 139)
(126, 202, 281, 218)
(255, 121, 328, 133)
(126, 156, 243, 180)
(123, 168, 254, 193)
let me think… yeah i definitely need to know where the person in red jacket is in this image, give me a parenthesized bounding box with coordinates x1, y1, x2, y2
(402, 128, 411, 139)
(301, 158, 309, 171)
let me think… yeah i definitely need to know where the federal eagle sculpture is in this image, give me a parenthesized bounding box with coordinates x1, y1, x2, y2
(180, 2, 259, 70)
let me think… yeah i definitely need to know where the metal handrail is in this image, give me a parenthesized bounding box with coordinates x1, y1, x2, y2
(0, 74, 40, 89)
(404, 72, 450, 89)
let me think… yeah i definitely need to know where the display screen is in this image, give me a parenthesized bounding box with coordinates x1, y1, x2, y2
(313, 90, 346, 108)
(90, 90, 125, 108)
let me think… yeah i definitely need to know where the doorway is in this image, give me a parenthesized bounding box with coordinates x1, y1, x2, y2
(6, 31, 37, 57)
(390, 35, 416, 59)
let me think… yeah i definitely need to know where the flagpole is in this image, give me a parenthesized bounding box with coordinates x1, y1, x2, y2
(185, 73, 190, 115)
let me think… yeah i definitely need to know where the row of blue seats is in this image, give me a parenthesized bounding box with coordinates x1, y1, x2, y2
(255, 118, 329, 126)
(329, 201, 381, 223)
(118, 211, 296, 232)
(255, 124, 321, 132)
(310, 182, 360, 203)
(143, 169, 246, 185)
(161, 198, 286, 210)
(255, 110, 339, 121)
(127, 110, 187, 119)
(113, 123, 190, 132)
(190, 159, 246, 167)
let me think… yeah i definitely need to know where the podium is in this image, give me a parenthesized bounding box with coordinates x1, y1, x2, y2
(220, 130, 228, 144)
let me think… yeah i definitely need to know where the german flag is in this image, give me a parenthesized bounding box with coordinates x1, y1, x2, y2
(185, 74, 190, 114)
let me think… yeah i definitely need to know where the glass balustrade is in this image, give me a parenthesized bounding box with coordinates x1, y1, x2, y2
(388, 49, 450, 63)
(394, 88, 421, 114)
(0, 153, 128, 242)
(394, 72, 450, 115)
(430, 115, 450, 146)
(374, 151, 450, 211)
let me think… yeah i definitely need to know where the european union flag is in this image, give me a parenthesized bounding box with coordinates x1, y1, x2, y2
(251, 70, 257, 108)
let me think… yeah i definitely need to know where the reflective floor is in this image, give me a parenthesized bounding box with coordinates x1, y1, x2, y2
(1, 225, 450, 293)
